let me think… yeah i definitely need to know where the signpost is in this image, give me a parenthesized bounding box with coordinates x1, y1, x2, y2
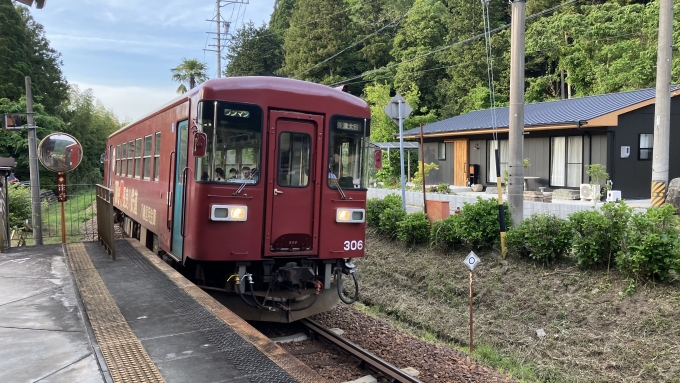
(384, 94, 413, 211)
(464, 251, 480, 352)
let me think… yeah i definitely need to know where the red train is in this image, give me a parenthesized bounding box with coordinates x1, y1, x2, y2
(103, 77, 371, 322)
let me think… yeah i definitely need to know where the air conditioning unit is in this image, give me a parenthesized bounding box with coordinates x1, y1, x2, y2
(580, 184, 593, 200)
(607, 190, 622, 202)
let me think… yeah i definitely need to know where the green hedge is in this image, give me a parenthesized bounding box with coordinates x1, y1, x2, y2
(397, 212, 430, 244)
(506, 213, 572, 265)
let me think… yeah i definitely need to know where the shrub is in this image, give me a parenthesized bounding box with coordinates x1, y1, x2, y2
(506, 213, 572, 265)
(8, 184, 32, 229)
(378, 206, 407, 238)
(569, 203, 633, 268)
(411, 162, 439, 186)
(366, 198, 384, 227)
(456, 197, 510, 249)
(436, 183, 448, 193)
(430, 214, 462, 250)
(397, 212, 430, 244)
(382, 193, 402, 210)
(617, 205, 680, 281)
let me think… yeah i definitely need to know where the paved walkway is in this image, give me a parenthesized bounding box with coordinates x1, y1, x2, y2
(0, 245, 105, 383)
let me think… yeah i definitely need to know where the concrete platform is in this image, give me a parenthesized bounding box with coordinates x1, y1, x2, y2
(0, 244, 105, 383)
(72, 239, 324, 383)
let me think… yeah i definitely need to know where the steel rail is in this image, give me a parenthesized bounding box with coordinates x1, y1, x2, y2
(299, 318, 422, 383)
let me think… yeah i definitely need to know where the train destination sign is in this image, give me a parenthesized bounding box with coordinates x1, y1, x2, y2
(336, 120, 361, 132)
(224, 109, 250, 118)
(464, 251, 480, 271)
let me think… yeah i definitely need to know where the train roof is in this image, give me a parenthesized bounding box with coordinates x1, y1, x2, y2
(109, 77, 370, 139)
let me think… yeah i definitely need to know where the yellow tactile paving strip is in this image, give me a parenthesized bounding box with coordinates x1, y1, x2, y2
(126, 239, 327, 383)
(66, 243, 166, 383)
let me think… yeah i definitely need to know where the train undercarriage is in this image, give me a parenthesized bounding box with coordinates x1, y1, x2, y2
(120, 214, 358, 323)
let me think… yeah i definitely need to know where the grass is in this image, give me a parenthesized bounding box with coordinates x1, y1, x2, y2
(354, 230, 680, 383)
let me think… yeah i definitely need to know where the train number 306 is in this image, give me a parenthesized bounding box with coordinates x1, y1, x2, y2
(343, 240, 364, 251)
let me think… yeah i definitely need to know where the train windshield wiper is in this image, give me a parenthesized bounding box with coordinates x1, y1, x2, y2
(233, 170, 257, 196)
(330, 176, 346, 200)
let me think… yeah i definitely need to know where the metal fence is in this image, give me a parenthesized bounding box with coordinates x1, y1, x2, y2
(6, 184, 99, 246)
(96, 184, 116, 260)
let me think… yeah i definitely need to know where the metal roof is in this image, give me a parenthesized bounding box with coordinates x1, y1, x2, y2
(373, 142, 419, 150)
(402, 86, 680, 136)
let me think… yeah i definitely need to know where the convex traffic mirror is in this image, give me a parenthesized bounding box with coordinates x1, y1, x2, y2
(38, 133, 83, 172)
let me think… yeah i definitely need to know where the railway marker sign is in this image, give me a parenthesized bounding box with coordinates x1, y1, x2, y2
(464, 251, 480, 271)
(464, 250, 480, 353)
(384, 94, 412, 211)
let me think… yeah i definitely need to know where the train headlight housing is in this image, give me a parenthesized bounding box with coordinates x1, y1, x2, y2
(210, 204, 248, 221)
(336, 208, 365, 223)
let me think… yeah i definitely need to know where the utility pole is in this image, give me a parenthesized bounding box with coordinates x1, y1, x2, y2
(216, 0, 221, 78)
(25, 77, 43, 245)
(508, 0, 526, 226)
(651, 0, 673, 207)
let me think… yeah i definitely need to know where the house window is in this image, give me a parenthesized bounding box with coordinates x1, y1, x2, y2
(438, 142, 446, 160)
(153, 132, 161, 181)
(551, 136, 583, 187)
(142, 135, 152, 180)
(127, 141, 134, 177)
(487, 140, 508, 183)
(639, 134, 653, 160)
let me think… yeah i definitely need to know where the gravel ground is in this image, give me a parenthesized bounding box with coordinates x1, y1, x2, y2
(310, 305, 516, 383)
(80, 215, 125, 241)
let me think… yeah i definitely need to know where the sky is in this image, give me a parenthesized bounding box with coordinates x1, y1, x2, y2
(27, 0, 276, 121)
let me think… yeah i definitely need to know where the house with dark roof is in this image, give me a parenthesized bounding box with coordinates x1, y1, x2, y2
(400, 86, 680, 199)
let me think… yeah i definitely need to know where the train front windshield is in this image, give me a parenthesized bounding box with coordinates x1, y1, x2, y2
(328, 117, 368, 190)
(195, 101, 263, 184)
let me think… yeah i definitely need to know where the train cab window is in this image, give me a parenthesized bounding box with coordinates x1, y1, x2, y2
(134, 138, 142, 179)
(153, 132, 161, 181)
(328, 117, 369, 190)
(278, 132, 311, 187)
(195, 101, 262, 184)
(127, 140, 134, 177)
(121, 142, 127, 176)
(142, 135, 152, 180)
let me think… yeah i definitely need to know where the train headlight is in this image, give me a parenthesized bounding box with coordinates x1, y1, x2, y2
(336, 208, 365, 223)
(231, 207, 247, 220)
(210, 205, 248, 221)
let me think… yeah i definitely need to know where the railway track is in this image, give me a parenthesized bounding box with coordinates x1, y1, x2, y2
(299, 318, 423, 383)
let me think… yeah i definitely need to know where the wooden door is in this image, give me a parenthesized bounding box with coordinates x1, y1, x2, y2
(453, 139, 469, 186)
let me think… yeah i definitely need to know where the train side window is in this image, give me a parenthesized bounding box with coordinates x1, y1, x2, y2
(134, 138, 142, 179)
(142, 135, 152, 180)
(121, 142, 127, 176)
(277, 132, 311, 187)
(116, 144, 121, 175)
(153, 132, 161, 181)
(127, 140, 134, 177)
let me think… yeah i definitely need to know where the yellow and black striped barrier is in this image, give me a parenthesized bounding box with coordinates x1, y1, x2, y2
(651, 181, 667, 207)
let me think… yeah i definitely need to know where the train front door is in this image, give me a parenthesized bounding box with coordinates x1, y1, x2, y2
(264, 111, 323, 255)
(171, 120, 189, 259)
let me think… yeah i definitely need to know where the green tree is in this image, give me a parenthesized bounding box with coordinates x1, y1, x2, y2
(270, 0, 298, 32)
(391, 0, 449, 110)
(18, 6, 68, 114)
(171, 58, 209, 94)
(438, 0, 510, 117)
(224, 22, 284, 77)
(59, 85, 120, 184)
(280, 0, 357, 83)
(0, 0, 31, 102)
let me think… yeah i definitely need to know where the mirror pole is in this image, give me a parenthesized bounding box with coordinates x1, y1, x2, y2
(26, 77, 43, 245)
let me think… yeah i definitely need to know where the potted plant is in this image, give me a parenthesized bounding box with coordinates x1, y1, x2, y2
(586, 164, 609, 206)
